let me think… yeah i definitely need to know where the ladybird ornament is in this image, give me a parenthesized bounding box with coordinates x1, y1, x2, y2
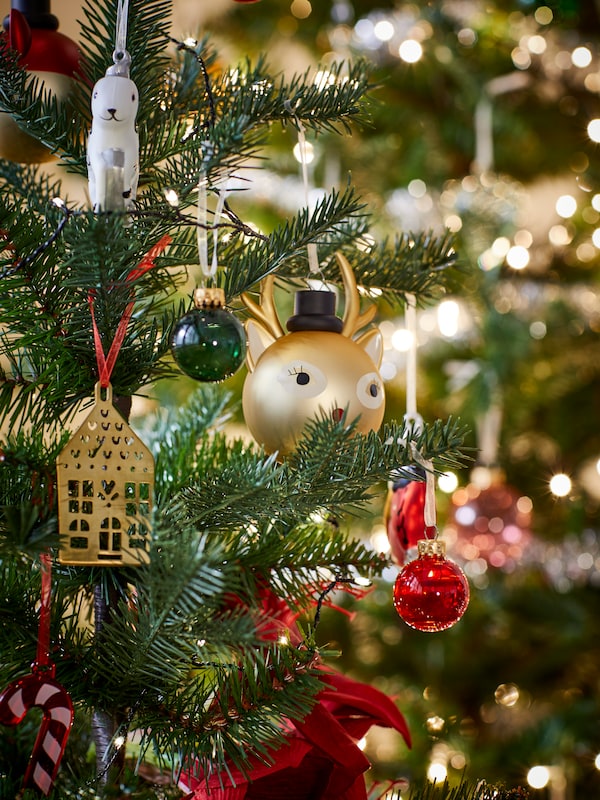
(241, 253, 385, 456)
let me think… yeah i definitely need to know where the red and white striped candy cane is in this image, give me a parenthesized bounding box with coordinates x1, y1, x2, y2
(0, 668, 74, 795)
(0, 553, 73, 795)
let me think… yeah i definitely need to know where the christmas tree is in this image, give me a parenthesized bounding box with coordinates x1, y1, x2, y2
(0, 0, 489, 797)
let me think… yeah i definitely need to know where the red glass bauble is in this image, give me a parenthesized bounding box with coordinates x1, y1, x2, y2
(385, 474, 426, 565)
(393, 540, 469, 632)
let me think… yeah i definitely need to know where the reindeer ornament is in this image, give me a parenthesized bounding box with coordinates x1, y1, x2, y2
(242, 253, 385, 456)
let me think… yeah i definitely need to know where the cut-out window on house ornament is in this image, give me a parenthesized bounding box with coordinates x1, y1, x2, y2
(57, 383, 154, 566)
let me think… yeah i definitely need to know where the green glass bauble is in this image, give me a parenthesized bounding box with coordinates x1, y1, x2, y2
(171, 306, 246, 382)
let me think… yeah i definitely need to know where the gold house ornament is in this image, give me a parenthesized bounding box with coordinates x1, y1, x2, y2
(57, 382, 154, 566)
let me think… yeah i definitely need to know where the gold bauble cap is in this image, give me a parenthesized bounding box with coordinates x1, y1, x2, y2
(417, 539, 446, 557)
(193, 286, 225, 309)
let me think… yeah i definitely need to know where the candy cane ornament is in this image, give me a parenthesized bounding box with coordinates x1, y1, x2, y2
(0, 552, 73, 795)
(0, 669, 74, 795)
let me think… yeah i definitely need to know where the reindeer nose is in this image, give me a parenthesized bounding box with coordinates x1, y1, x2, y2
(332, 408, 344, 422)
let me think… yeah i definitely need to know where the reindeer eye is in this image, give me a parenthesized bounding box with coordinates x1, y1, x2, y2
(278, 361, 326, 398)
(357, 372, 384, 410)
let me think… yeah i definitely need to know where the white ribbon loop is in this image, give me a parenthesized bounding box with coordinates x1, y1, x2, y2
(409, 443, 436, 534)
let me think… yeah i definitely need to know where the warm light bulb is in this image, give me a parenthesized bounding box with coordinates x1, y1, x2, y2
(527, 766, 550, 789)
(506, 245, 530, 270)
(572, 46, 592, 68)
(492, 236, 511, 257)
(165, 189, 179, 207)
(549, 473, 572, 497)
(555, 194, 577, 218)
(438, 472, 458, 493)
(437, 299, 460, 337)
(370, 525, 391, 553)
(527, 35, 547, 55)
(291, 0, 312, 19)
(408, 178, 427, 198)
(399, 39, 423, 63)
(293, 140, 315, 164)
(534, 6, 553, 25)
(427, 762, 447, 783)
(548, 224, 572, 246)
(587, 119, 600, 143)
(374, 19, 395, 42)
(391, 328, 414, 352)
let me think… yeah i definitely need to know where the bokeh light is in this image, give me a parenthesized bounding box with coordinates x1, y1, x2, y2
(399, 39, 423, 63)
(549, 473, 572, 497)
(527, 765, 550, 789)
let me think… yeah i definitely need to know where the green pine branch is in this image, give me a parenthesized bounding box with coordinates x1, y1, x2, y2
(404, 780, 529, 800)
(221, 186, 367, 297)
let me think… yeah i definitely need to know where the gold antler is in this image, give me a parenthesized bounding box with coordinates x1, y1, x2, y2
(337, 252, 377, 337)
(241, 275, 285, 339)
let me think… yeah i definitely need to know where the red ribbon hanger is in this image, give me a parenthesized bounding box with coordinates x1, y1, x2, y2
(88, 235, 172, 387)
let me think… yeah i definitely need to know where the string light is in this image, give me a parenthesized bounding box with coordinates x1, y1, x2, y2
(527, 35, 547, 55)
(527, 765, 550, 789)
(426, 715, 445, 732)
(398, 39, 423, 63)
(587, 119, 600, 143)
(164, 189, 179, 207)
(572, 46, 592, 68)
(427, 762, 447, 783)
(556, 194, 577, 218)
(506, 245, 530, 270)
(437, 472, 458, 493)
(391, 327, 414, 352)
(548, 224, 572, 246)
(437, 299, 460, 336)
(549, 473, 572, 497)
(374, 19, 394, 42)
(290, 0, 312, 20)
(534, 6, 553, 24)
(292, 140, 315, 164)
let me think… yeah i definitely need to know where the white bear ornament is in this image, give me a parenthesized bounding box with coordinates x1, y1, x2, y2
(87, 64, 139, 212)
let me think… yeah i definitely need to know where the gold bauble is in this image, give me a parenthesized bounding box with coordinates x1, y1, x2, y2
(242, 328, 385, 456)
